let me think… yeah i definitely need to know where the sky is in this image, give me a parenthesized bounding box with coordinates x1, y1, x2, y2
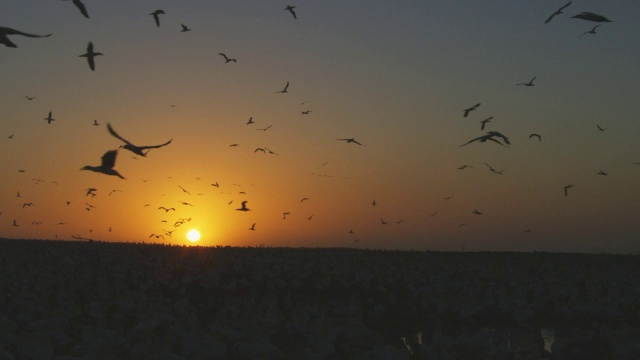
(1, 1, 639, 252)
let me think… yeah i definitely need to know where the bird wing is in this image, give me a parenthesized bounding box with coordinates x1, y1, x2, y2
(107, 123, 134, 146)
(73, 0, 90, 18)
(3, 27, 52, 38)
(460, 135, 485, 147)
(101, 150, 118, 169)
(138, 138, 172, 150)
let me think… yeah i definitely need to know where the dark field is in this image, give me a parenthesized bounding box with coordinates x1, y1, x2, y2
(1, 239, 639, 359)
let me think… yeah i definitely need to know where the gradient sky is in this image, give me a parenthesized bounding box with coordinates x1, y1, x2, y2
(2, 1, 639, 252)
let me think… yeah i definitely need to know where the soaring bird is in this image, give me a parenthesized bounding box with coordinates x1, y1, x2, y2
(81, 150, 125, 179)
(517, 76, 536, 86)
(258, 125, 272, 131)
(480, 117, 493, 130)
(460, 131, 510, 147)
(64, 0, 90, 18)
(219, 53, 237, 63)
(92, 119, 99, 126)
(25, 96, 35, 100)
(463, 103, 481, 117)
(276, 81, 289, 93)
(0, 26, 52, 48)
(564, 184, 574, 197)
(338, 138, 364, 146)
(285, 6, 297, 19)
(12, 220, 19, 227)
(472, 209, 482, 215)
(457, 165, 473, 170)
(79, 42, 103, 71)
(44, 111, 55, 124)
(572, 12, 612, 23)
(149, 10, 165, 27)
(107, 123, 172, 157)
(246, 117, 254, 125)
(249, 223, 256, 231)
(158, 206, 175, 212)
(529, 133, 542, 141)
(178, 185, 190, 195)
(180, 24, 191, 32)
(485, 162, 505, 175)
(236, 201, 251, 211)
(597, 171, 608, 176)
(544, 1, 572, 24)
(580, 24, 602, 36)
(597, 125, 606, 132)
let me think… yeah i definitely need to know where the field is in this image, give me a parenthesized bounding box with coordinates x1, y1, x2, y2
(1, 239, 639, 359)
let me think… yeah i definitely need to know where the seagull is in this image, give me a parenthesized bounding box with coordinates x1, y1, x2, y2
(64, 0, 90, 18)
(460, 131, 510, 147)
(457, 165, 473, 170)
(211, 182, 219, 187)
(0, 26, 52, 48)
(306, 215, 314, 220)
(282, 212, 290, 219)
(285, 6, 297, 19)
(564, 184, 574, 197)
(23, 202, 33, 208)
(485, 162, 505, 175)
(302, 110, 312, 115)
(597, 171, 608, 176)
(338, 138, 364, 146)
(158, 206, 176, 212)
(78, 42, 103, 71)
(246, 117, 254, 125)
(92, 119, 99, 126)
(178, 201, 193, 206)
(149, 10, 165, 27)
(249, 223, 256, 231)
(149, 234, 165, 240)
(276, 81, 289, 93)
(44, 112, 55, 124)
(85, 188, 97, 197)
(236, 201, 251, 211)
(480, 117, 493, 130)
(300, 197, 309, 203)
(517, 76, 536, 86)
(8, 134, 13, 139)
(81, 150, 125, 179)
(572, 12, 612, 23)
(380, 218, 388, 225)
(544, 1, 572, 24)
(107, 123, 172, 157)
(25, 96, 35, 100)
(180, 24, 191, 32)
(463, 103, 481, 117)
(596, 125, 606, 132)
(258, 125, 272, 131)
(219, 53, 237, 63)
(472, 209, 482, 215)
(580, 24, 602, 36)
(178, 185, 191, 195)
(529, 133, 542, 141)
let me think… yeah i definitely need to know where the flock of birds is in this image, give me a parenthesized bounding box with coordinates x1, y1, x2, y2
(2, 1, 636, 248)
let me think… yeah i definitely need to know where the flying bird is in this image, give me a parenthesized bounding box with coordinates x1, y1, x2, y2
(78, 42, 103, 71)
(107, 123, 172, 157)
(596, 125, 606, 132)
(472, 209, 482, 215)
(0, 26, 52, 48)
(44, 112, 55, 124)
(178, 185, 191, 195)
(580, 24, 602, 36)
(180, 24, 191, 32)
(285, 6, 297, 19)
(158, 207, 175, 212)
(338, 138, 364, 146)
(597, 171, 608, 176)
(300, 197, 309, 203)
(92, 120, 99, 126)
(572, 12, 612, 23)
(85, 188, 97, 197)
(564, 184, 574, 197)
(25, 96, 35, 100)
(457, 165, 473, 170)
(463, 103, 481, 117)
(544, 1, 572, 24)
(65, 0, 90, 18)
(236, 201, 251, 211)
(81, 150, 125, 179)
(276, 81, 289, 93)
(480, 117, 493, 130)
(249, 223, 256, 231)
(529, 133, 542, 141)
(149, 10, 165, 27)
(246, 117, 254, 125)
(258, 125, 272, 131)
(219, 53, 237, 63)
(460, 131, 510, 147)
(517, 76, 536, 86)
(12, 220, 18, 227)
(485, 162, 505, 175)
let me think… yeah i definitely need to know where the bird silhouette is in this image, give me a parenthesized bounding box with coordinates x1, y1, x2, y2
(25, 96, 35, 100)
(158, 206, 176, 212)
(460, 131, 510, 147)
(107, 123, 172, 156)
(597, 171, 608, 176)
(480, 117, 493, 130)
(12, 219, 18, 227)
(246, 117, 254, 125)
(372, 200, 377, 206)
(219, 53, 237, 63)
(85, 188, 97, 197)
(64, 0, 90, 18)
(92, 119, 99, 126)
(258, 125, 272, 131)
(249, 223, 256, 231)
(580, 24, 602, 36)
(517, 76, 536, 86)
(8, 134, 14, 139)
(285, 6, 297, 19)
(276, 81, 289, 93)
(300, 197, 309, 203)
(597, 125, 606, 132)
(545, 1, 572, 24)
(23, 202, 33, 208)
(572, 12, 612, 23)
(472, 209, 482, 215)
(178, 185, 191, 195)
(79, 42, 103, 71)
(564, 184, 574, 197)
(463, 103, 481, 117)
(457, 165, 473, 170)
(81, 150, 125, 179)
(44, 112, 55, 124)
(149, 10, 165, 27)
(236, 201, 251, 211)
(0, 26, 52, 48)
(338, 138, 364, 146)
(180, 24, 191, 32)
(380, 218, 388, 225)
(485, 162, 505, 175)
(529, 133, 542, 141)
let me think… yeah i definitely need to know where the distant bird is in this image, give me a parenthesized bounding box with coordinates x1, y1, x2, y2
(81, 150, 125, 179)
(338, 138, 364, 146)
(0, 26, 52, 48)
(44, 111, 55, 124)
(178, 201, 193, 206)
(211, 182, 219, 187)
(64, 0, 90, 19)
(380, 218, 388, 225)
(25, 96, 35, 100)
(236, 201, 251, 211)
(564, 184, 574, 197)
(178, 185, 191, 195)
(572, 12, 612, 23)
(249, 223, 256, 231)
(285, 6, 297, 19)
(597, 171, 608, 176)
(246, 117, 254, 125)
(276, 81, 289, 93)
(149, 234, 165, 240)
(23, 202, 33, 208)
(460, 131, 510, 147)
(457, 165, 473, 170)
(255, 148, 266, 153)
(8, 134, 13, 139)
(348, 229, 354, 234)
(596, 125, 606, 132)
(92, 119, 99, 126)
(300, 197, 309, 203)
(545, 1, 572, 24)
(485, 162, 505, 175)
(580, 24, 602, 36)
(463, 103, 481, 117)
(265, 147, 278, 155)
(219, 53, 237, 63)
(517, 76, 536, 86)
(282, 212, 290, 219)
(78, 42, 103, 71)
(306, 215, 314, 220)
(12, 219, 18, 227)
(472, 209, 482, 215)
(158, 207, 175, 212)
(108, 189, 121, 196)
(529, 133, 542, 141)
(372, 200, 377, 206)
(480, 117, 493, 130)
(86, 188, 97, 197)
(107, 123, 172, 156)
(302, 110, 312, 115)
(258, 125, 272, 131)
(229, 144, 239, 147)
(180, 24, 191, 32)
(149, 10, 165, 27)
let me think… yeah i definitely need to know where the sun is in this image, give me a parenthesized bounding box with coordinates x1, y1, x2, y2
(186, 229, 201, 242)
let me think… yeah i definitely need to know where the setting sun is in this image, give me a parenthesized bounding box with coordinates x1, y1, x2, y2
(186, 229, 201, 242)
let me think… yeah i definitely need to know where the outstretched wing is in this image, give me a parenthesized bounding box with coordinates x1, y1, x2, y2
(139, 138, 172, 150)
(100, 150, 118, 169)
(72, 0, 90, 18)
(107, 123, 134, 146)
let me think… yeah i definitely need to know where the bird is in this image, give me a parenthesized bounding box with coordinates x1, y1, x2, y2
(564, 184, 574, 197)
(460, 131, 510, 147)
(158, 207, 175, 212)
(457, 165, 473, 170)
(282, 212, 290, 219)
(107, 123, 172, 157)
(306, 215, 314, 220)
(348, 229, 354, 234)
(178, 201, 193, 206)
(485, 162, 505, 175)
(44, 112, 55, 124)
(372, 200, 377, 206)
(380, 218, 388, 225)
(572, 12, 612, 23)
(180, 24, 191, 32)
(81, 150, 125, 179)
(300, 197, 309, 203)
(78, 42, 103, 71)
(580, 24, 602, 36)
(149, 10, 165, 27)
(596, 125, 606, 132)
(0, 26, 52, 48)
(246, 117, 254, 125)
(472, 209, 482, 215)
(211, 182, 219, 187)
(149, 234, 165, 240)
(276, 81, 289, 93)
(92, 120, 99, 126)
(463, 103, 481, 117)
(597, 171, 608, 176)
(285, 6, 297, 19)
(258, 125, 272, 131)
(23, 202, 33, 208)
(85, 188, 97, 197)
(249, 223, 256, 231)
(545, 1, 572, 24)
(8, 134, 13, 139)
(236, 201, 251, 211)
(529, 133, 542, 141)
(64, 0, 90, 18)
(219, 53, 237, 63)
(178, 185, 191, 195)
(25, 96, 35, 100)
(12, 220, 18, 227)
(338, 138, 364, 146)
(302, 110, 312, 115)
(517, 76, 536, 86)
(480, 117, 493, 130)
(254, 148, 266, 153)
